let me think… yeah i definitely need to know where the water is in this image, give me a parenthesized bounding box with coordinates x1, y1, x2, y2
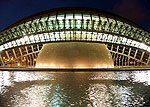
(0, 71, 150, 107)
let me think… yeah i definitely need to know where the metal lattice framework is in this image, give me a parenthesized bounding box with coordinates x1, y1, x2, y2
(0, 7, 150, 67)
(1, 43, 149, 67)
(0, 7, 150, 51)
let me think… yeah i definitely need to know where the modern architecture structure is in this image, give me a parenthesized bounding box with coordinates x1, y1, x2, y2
(0, 7, 149, 68)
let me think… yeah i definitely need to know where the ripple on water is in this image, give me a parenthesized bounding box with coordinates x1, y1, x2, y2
(0, 71, 150, 107)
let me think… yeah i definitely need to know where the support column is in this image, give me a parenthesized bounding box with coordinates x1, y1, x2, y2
(140, 52, 145, 62)
(118, 55, 121, 67)
(19, 48, 23, 56)
(12, 49, 17, 59)
(127, 48, 131, 66)
(31, 45, 34, 53)
(5, 51, 10, 60)
(128, 48, 131, 57)
(25, 46, 29, 54)
(147, 55, 150, 65)
(122, 56, 124, 66)
(116, 46, 119, 67)
(0, 54, 4, 67)
(134, 49, 138, 59)
(18, 48, 23, 67)
(29, 54, 32, 67)
(26, 55, 29, 66)
(128, 57, 130, 66)
(122, 47, 125, 54)
(25, 46, 29, 66)
(111, 44, 113, 51)
(37, 44, 40, 51)
(116, 45, 119, 53)
(125, 56, 127, 66)
(31, 45, 36, 66)
(116, 54, 119, 66)
(32, 54, 35, 67)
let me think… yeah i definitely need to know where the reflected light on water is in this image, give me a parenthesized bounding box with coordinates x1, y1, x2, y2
(13, 85, 49, 107)
(132, 70, 150, 85)
(0, 71, 150, 106)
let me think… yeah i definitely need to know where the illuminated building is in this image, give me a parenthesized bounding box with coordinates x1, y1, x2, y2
(0, 7, 149, 68)
(36, 42, 114, 68)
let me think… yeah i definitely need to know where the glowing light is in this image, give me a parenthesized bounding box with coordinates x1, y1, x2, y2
(75, 14, 82, 19)
(133, 71, 150, 85)
(17, 63, 20, 66)
(10, 57, 14, 60)
(22, 57, 26, 62)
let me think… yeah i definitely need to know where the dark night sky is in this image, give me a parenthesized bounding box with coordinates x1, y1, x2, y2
(0, 0, 150, 32)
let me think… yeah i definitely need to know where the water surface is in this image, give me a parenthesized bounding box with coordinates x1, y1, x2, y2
(0, 71, 150, 107)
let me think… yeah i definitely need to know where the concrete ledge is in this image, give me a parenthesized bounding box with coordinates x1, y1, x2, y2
(0, 67, 150, 72)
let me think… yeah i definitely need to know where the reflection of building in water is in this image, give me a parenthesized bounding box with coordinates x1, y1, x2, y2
(0, 71, 149, 106)
(0, 7, 150, 68)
